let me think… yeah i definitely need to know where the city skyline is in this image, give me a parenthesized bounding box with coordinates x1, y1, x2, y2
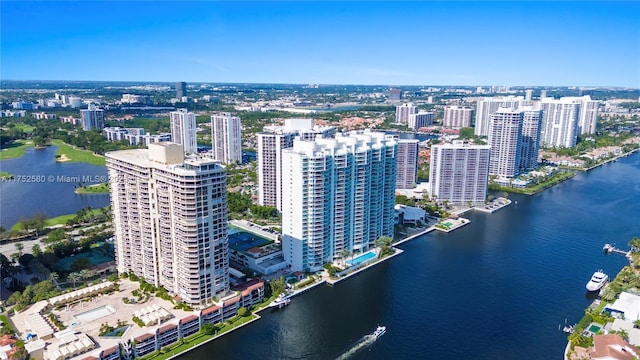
(2, 1, 639, 87)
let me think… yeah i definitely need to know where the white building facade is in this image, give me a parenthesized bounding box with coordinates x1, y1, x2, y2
(540, 98, 580, 148)
(474, 96, 524, 137)
(211, 112, 242, 164)
(106, 143, 230, 305)
(443, 106, 474, 128)
(80, 105, 105, 131)
(396, 139, 419, 189)
(257, 119, 335, 211)
(281, 131, 397, 272)
(169, 109, 197, 154)
(429, 141, 491, 204)
(519, 108, 543, 171)
(488, 109, 523, 178)
(408, 111, 434, 130)
(395, 103, 418, 124)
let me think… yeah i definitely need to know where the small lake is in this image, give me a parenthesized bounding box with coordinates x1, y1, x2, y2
(0, 145, 110, 229)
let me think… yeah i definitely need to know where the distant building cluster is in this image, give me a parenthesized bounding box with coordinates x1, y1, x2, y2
(121, 94, 151, 105)
(103, 127, 172, 146)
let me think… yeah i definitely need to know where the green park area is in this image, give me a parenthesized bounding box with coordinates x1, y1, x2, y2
(490, 171, 575, 195)
(0, 140, 33, 160)
(51, 139, 106, 166)
(10, 207, 109, 231)
(75, 183, 109, 194)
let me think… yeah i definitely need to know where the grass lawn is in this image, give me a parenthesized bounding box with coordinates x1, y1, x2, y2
(51, 139, 106, 166)
(14, 124, 35, 132)
(10, 206, 109, 230)
(0, 140, 33, 160)
(0, 171, 14, 179)
(75, 183, 109, 194)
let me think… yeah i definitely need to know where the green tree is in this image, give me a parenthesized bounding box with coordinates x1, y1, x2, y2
(201, 323, 216, 335)
(458, 127, 474, 139)
(14, 242, 24, 256)
(68, 272, 82, 289)
(70, 258, 92, 272)
(31, 244, 42, 258)
(269, 277, 286, 296)
(31, 212, 48, 235)
(49, 272, 59, 284)
(237, 307, 249, 317)
(629, 237, 640, 252)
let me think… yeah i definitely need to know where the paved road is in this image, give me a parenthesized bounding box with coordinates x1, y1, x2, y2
(0, 238, 44, 258)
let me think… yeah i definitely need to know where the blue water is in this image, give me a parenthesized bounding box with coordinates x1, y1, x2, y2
(0, 145, 109, 228)
(184, 153, 640, 360)
(348, 251, 377, 266)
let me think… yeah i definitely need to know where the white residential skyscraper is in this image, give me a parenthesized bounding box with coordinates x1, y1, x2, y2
(169, 109, 197, 154)
(540, 98, 580, 148)
(519, 107, 543, 171)
(80, 104, 104, 131)
(408, 111, 434, 130)
(106, 142, 229, 305)
(566, 95, 599, 135)
(396, 139, 419, 189)
(281, 131, 397, 272)
(474, 96, 524, 136)
(429, 140, 491, 204)
(211, 112, 242, 164)
(488, 109, 523, 178)
(257, 119, 335, 211)
(395, 103, 418, 124)
(443, 106, 474, 128)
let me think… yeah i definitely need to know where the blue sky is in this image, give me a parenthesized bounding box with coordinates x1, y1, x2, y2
(2, 1, 639, 87)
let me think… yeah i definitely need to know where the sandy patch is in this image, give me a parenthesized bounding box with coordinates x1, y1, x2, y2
(57, 154, 71, 162)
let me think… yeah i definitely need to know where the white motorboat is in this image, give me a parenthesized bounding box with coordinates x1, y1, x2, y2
(586, 270, 609, 292)
(372, 326, 386, 339)
(269, 293, 291, 308)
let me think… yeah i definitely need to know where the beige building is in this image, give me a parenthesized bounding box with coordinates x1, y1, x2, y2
(106, 142, 229, 305)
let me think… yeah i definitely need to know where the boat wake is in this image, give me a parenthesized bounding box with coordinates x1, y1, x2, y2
(335, 326, 385, 360)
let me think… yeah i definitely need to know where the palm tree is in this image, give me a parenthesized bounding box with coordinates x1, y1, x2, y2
(68, 272, 82, 289)
(14, 242, 24, 256)
(49, 272, 59, 284)
(79, 269, 91, 280)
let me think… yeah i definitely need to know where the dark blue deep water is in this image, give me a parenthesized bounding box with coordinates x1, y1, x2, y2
(0, 145, 109, 228)
(185, 153, 640, 360)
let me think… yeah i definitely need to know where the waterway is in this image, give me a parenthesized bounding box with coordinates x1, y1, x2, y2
(0, 145, 109, 228)
(185, 154, 640, 359)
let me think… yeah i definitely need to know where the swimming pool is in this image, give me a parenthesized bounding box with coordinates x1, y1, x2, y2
(74, 305, 116, 322)
(348, 251, 377, 267)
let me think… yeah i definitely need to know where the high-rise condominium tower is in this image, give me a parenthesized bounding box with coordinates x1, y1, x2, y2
(395, 103, 418, 124)
(396, 139, 419, 189)
(519, 107, 543, 171)
(443, 106, 474, 128)
(211, 113, 242, 164)
(474, 96, 524, 137)
(539, 98, 580, 148)
(429, 140, 491, 204)
(408, 111, 434, 130)
(106, 143, 229, 305)
(257, 119, 335, 210)
(281, 131, 397, 272)
(80, 104, 104, 131)
(488, 109, 523, 178)
(564, 95, 599, 135)
(176, 82, 187, 99)
(169, 108, 197, 154)
(211, 112, 242, 164)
